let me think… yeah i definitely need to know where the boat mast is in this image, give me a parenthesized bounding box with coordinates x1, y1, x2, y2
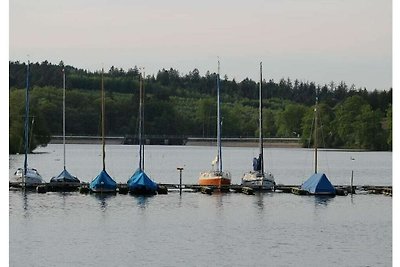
(216, 60, 222, 172)
(101, 68, 106, 171)
(62, 68, 66, 171)
(138, 70, 144, 170)
(142, 70, 145, 171)
(259, 62, 264, 175)
(314, 94, 318, 174)
(23, 61, 30, 179)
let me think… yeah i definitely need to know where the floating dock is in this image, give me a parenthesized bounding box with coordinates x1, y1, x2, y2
(9, 182, 392, 197)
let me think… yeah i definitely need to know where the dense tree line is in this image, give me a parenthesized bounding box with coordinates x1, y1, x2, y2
(9, 61, 392, 153)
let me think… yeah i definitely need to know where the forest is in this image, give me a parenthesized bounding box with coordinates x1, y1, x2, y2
(9, 60, 392, 154)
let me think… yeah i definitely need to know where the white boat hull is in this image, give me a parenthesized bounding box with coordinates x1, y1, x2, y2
(241, 171, 275, 190)
(11, 168, 45, 186)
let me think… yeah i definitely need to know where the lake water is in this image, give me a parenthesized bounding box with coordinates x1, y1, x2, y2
(9, 144, 392, 266)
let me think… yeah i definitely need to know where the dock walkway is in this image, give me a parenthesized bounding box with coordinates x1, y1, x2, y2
(9, 182, 392, 196)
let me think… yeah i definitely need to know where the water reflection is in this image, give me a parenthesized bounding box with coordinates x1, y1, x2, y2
(92, 193, 115, 211)
(58, 191, 73, 209)
(22, 191, 28, 212)
(314, 195, 335, 206)
(213, 192, 224, 209)
(178, 194, 183, 208)
(255, 192, 264, 210)
(133, 195, 153, 209)
(350, 194, 355, 205)
(15, 190, 35, 218)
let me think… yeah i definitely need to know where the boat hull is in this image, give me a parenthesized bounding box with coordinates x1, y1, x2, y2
(241, 171, 275, 190)
(11, 168, 45, 187)
(48, 182, 81, 192)
(198, 171, 231, 187)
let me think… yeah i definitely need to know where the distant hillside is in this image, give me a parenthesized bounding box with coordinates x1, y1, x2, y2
(9, 60, 392, 153)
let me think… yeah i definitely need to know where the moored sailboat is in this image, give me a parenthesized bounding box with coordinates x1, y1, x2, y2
(300, 94, 335, 195)
(241, 62, 275, 190)
(89, 68, 117, 193)
(11, 61, 45, 187)
(127, 70, 158, 195)
(198, 60, 231, 188)
(50, 67, 80, 189)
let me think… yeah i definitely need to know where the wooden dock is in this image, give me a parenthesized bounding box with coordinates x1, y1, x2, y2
(9, 182, 392, 197)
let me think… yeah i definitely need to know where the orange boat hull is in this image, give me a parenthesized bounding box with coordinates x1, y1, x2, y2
(198, 171, 231, 187)
(198, 177, 230, 187)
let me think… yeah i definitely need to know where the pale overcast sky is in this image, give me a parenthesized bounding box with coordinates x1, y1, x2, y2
(9, 0, 392, 90)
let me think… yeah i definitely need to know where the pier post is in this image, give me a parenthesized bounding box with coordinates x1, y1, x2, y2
(351, 170, 354, 195)
(350, 156, 355, 195)
(177, 167, 184, 195)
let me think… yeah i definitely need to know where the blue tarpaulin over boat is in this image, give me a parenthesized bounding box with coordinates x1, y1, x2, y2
(90, 170, 117, 191)
(301, 173, 335, 195)
(50, 169, 80, 183)
(127, 168, 157, 193)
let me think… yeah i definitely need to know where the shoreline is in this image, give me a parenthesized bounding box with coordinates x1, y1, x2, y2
(48, 135, 302, 148)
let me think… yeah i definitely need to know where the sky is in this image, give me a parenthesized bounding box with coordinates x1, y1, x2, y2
(8, 0, 392, 90)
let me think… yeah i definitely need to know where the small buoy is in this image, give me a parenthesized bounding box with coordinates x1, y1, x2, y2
(157, 185, 168, 194)
(79, 186, 90, 194)
(118, 186, 129, 194)
(291, 187, 308, 195)
(335, 188, 348, 196)
(241, 187, 254, 195)
(36, 185, 47, 194)
(201, 186, 213, 195)
(220, 186, 230, 193)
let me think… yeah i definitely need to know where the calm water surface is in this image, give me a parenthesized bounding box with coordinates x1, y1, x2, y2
(9, 145, 392, 266)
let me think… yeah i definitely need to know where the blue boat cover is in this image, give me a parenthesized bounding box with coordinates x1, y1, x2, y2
(127, 168, 157, 192)
(301, 173, 335, 194)
(50, 169, 80, 183)
(90, 170, 117, 191)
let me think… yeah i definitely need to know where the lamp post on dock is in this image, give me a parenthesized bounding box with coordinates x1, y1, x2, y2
(177, 167, 184, 195)
(350, 156, 355, 195)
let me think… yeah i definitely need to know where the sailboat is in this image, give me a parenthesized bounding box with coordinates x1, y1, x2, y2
(198, 60, 231, 188)
(89, 68, 117, 193)
(49, 68, 80, 188)
(241, 62, 275, 190)
(11, 61, 45, 187)
(300, 94, 335, 195)
(127, 71, 158, 195)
